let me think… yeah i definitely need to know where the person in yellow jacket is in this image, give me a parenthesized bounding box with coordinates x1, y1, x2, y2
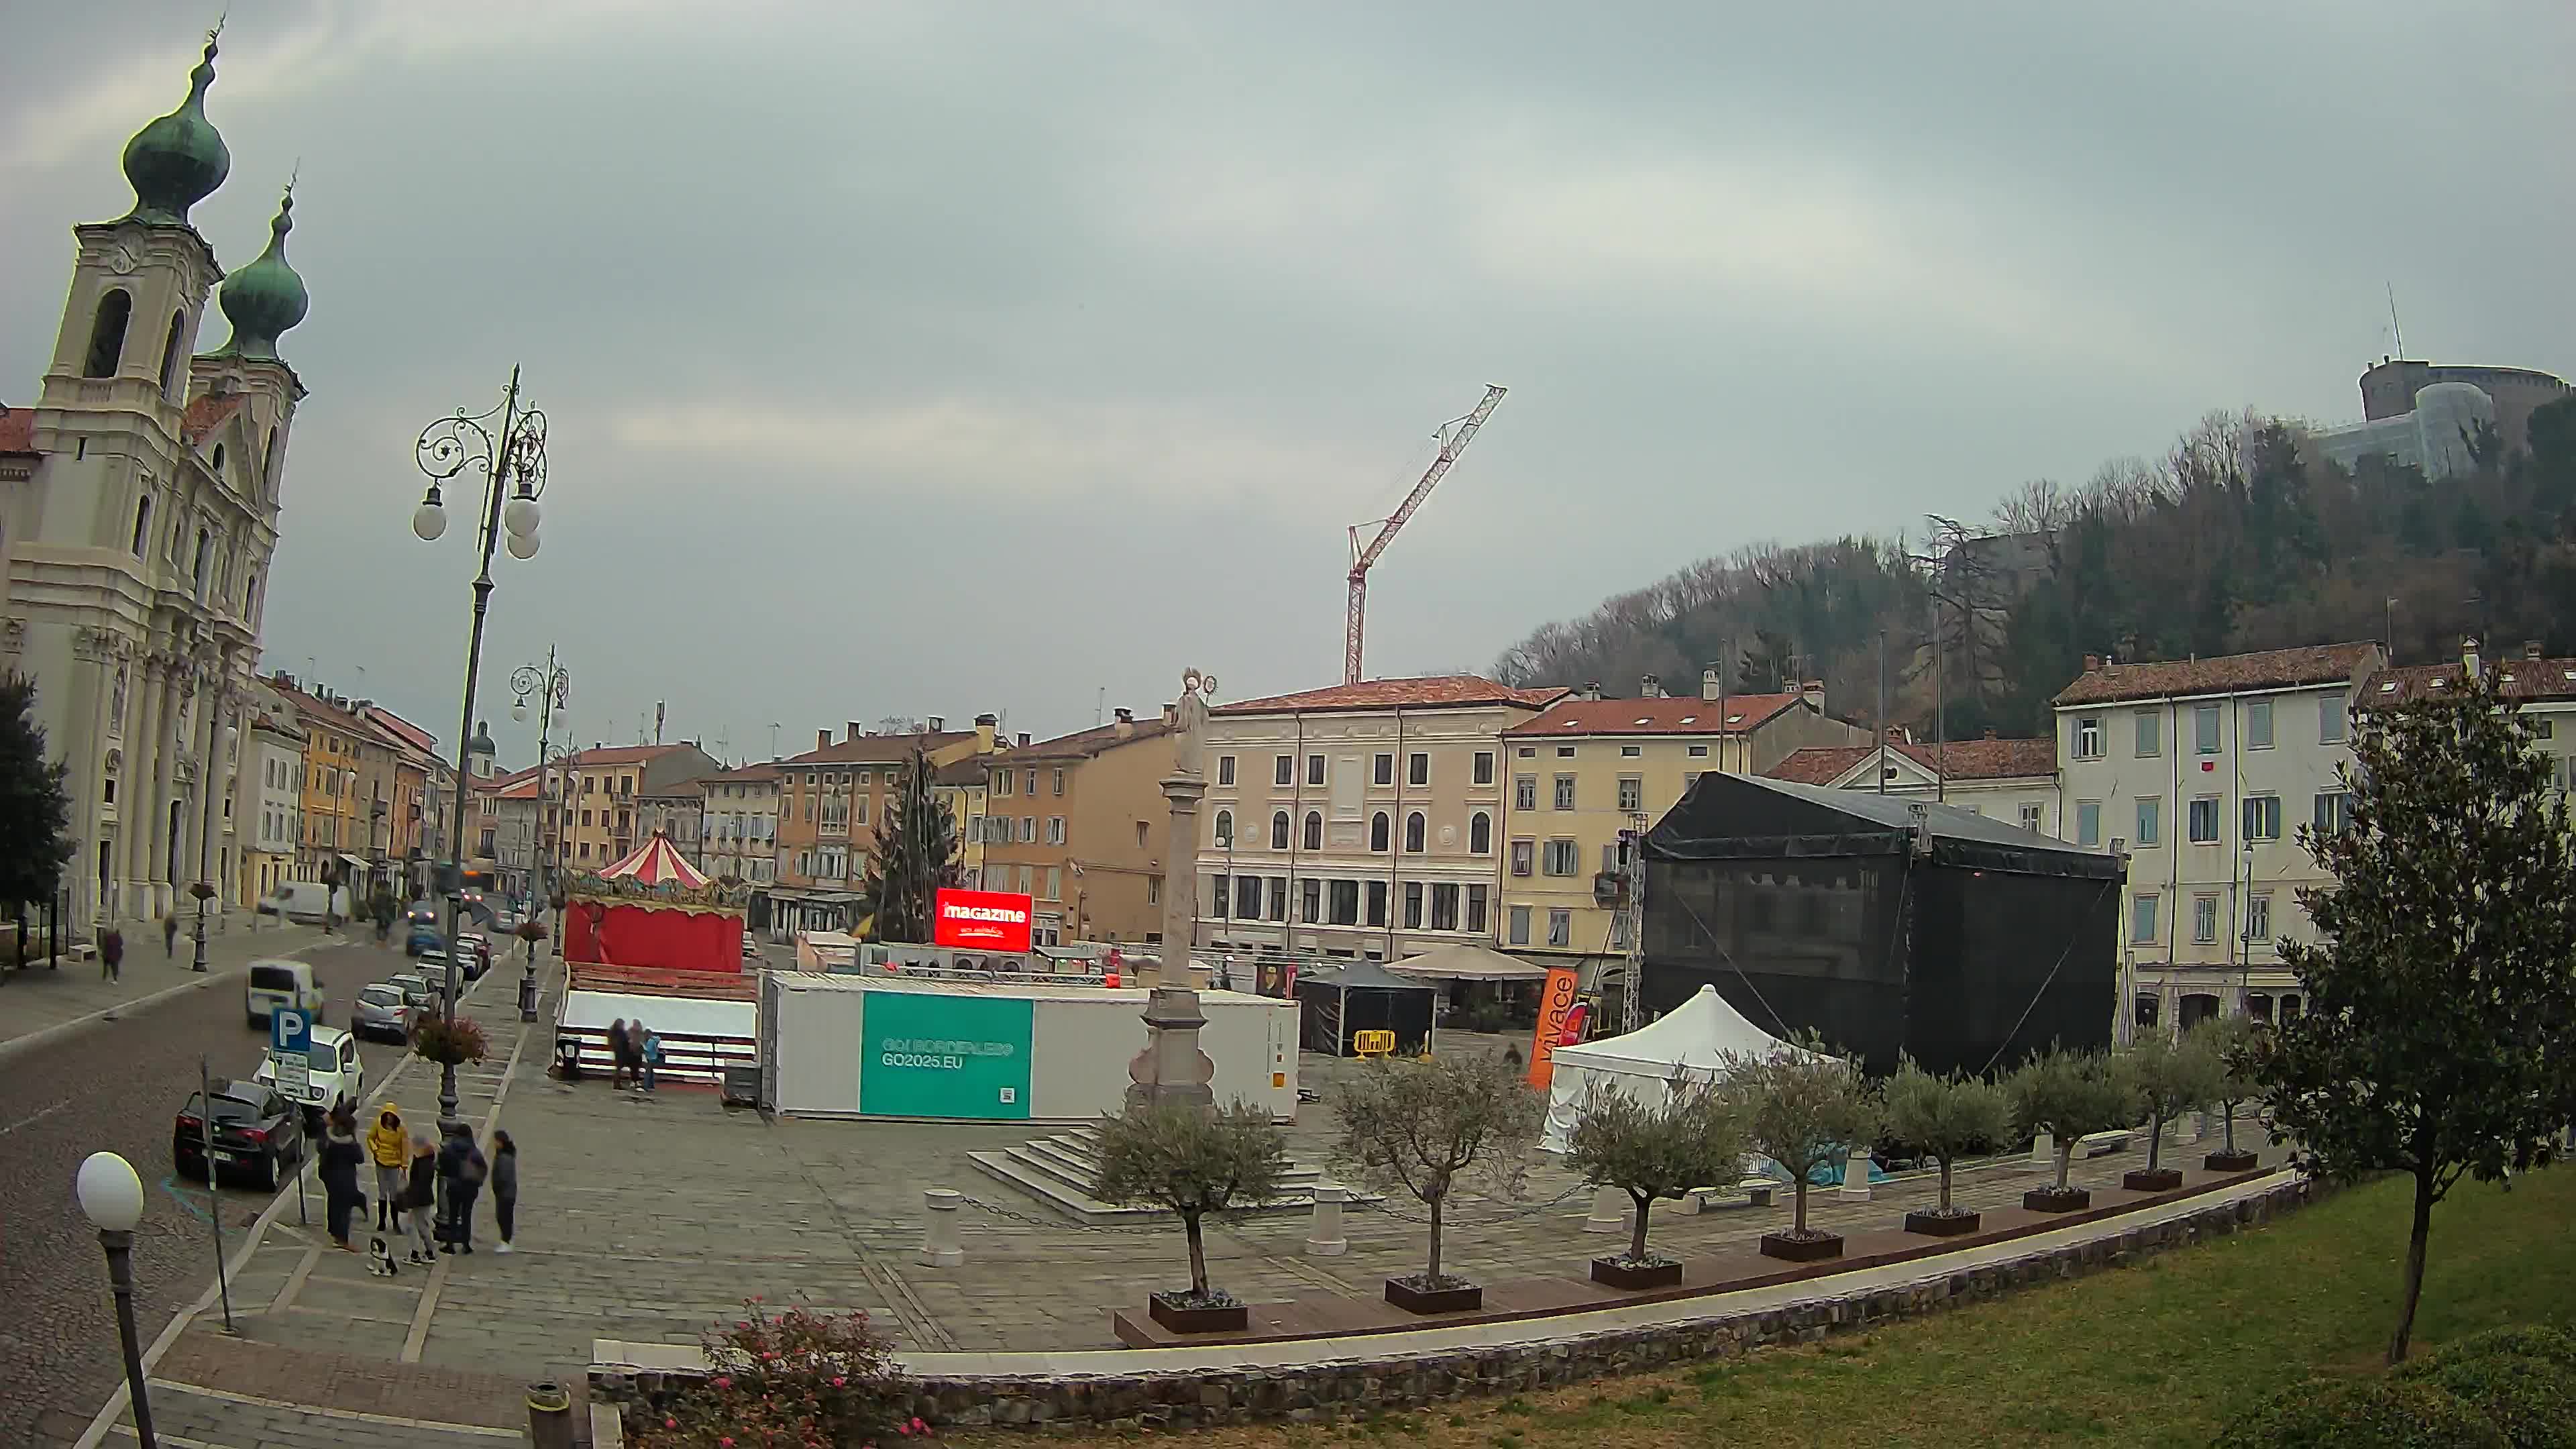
(364, 1102, 410, 1233)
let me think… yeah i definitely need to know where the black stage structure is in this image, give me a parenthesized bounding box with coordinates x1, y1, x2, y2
(1295, 959, 1438, 1057)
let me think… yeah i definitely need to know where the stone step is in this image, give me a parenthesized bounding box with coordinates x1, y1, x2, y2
(965, 1144, 1375, 1224)
(1007, 1134, 1326, 1195)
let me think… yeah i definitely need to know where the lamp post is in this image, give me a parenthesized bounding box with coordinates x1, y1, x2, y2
(511, 650, 570, 919)
(76, 1151, 157, 1448)
(411, 367, 549, 1129)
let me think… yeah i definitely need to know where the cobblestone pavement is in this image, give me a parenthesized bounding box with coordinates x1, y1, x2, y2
(0, 915, 324, 1053)
(45, 945, 540, 1448)
(66, 997, 2286, 1446)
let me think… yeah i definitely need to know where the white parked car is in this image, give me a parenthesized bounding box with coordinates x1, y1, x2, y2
(252, 1023, 364, 1125)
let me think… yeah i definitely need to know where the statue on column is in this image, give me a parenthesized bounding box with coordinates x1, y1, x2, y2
(1128, 667, 1218, 1116)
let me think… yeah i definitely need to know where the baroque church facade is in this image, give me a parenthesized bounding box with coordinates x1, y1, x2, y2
(0, 32, 312, 926)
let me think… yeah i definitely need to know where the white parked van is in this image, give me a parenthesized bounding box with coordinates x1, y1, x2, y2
(258, 881, 346, 924)
(244, 959, 325, 1028)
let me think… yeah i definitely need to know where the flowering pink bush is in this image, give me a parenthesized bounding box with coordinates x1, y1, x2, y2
(631, 1301, 906, 1448)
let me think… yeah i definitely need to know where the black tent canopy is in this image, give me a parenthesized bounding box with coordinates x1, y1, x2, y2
(1642, 773, 2121, 1076)
(1295, 959, 1437, 1057)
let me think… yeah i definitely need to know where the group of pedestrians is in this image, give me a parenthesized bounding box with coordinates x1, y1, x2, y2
(604, 1018, 663, 1091)
(319, 1100, 521, 1260)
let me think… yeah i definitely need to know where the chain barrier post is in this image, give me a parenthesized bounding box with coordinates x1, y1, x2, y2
(1583, 1185, 1627, 1233)
(918, 1188, 964, 1267)
(1303, 1183, 1348, 1256)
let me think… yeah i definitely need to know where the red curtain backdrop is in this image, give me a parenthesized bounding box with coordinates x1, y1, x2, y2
(566, 902, 743, 974)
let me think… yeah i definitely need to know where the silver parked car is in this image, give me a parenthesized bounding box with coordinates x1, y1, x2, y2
(352, 983, 411, 1044)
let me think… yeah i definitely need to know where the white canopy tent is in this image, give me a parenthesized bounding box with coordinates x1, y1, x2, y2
(1540, 984, 1832, 1153)
(1385, 943, 1552, 982)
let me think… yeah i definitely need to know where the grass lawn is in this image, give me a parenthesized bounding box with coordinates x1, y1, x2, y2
(998, 1166, 2576, 1449)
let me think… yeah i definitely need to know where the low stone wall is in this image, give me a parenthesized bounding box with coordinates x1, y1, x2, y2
(595, 1176, 2314, 1431)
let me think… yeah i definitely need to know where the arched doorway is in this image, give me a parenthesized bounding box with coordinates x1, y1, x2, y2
(2178, 992, 2222, 1029)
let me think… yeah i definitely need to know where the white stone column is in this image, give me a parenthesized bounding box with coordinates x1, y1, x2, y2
(918, 1188, 964, 1267)
(1304, 1183, 1348, 1256)
(1128, 670, 1218, 1116)
(148, 664, 188, 908)
(63, 633, 111, 924)
(193, 679, 226, 894)
(125, 656, 166, 918)
(1840, 1146, 1873, 1199)
(1584, 1185, 1628, 1233)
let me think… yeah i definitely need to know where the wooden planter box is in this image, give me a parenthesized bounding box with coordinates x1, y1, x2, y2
(2024, 1186, 2092, 1214)
(2203, 1149, 2259, 1172)
(2123, 1167, 2185, 1192)
(1904, 1209, 1981, 1236)
(1758, 1230, 1843, 1263)
(1147, 1293, 1248, 1335)
(1590, 1256, 1684, 1289)
(1383, 1277, 1482, 1315)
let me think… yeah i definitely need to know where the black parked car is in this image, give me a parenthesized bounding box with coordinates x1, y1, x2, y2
(174, 1080, 305, 1191)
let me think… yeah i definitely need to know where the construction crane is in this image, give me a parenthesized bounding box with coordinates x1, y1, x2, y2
(1344, 384, 1507, 685)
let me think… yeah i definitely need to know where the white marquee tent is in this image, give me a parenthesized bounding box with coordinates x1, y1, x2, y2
(1540, 984, 1832, 1153)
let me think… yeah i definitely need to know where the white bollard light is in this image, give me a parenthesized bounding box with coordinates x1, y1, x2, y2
(1304, 1183, 1348, 1256)
(918, 1187, 965, 1268)
(1839, 1146, 1873, 1200)
(1584, 1184, 1628, 1234)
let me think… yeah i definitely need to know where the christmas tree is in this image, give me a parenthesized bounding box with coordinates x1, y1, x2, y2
(859, 746, 959, 943)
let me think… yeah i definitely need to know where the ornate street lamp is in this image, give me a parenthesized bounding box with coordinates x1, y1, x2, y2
(410, 368, 549, 1129)
(76, 1151, 157, 1448)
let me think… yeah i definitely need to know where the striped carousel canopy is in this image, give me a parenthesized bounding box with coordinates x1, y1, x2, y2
(594, 832, 709, 890)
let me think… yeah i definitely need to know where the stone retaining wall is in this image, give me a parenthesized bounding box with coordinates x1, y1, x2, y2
(594, 1176, 2314, 1431)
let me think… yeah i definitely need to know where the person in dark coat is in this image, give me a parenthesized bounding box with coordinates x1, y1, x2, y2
(99, 928, 123, 983)
(489, 1130, 519, 1252)
(436, 1122, 487, 1253)
(317, 1114, 366, 1252)
(403, 1134, 439, 1264)
(605, 1019, 631, 1090)
(162, 914, 178, 959)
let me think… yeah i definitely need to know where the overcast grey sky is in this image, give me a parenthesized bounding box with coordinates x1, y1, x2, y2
(7, 1, 2570, 767)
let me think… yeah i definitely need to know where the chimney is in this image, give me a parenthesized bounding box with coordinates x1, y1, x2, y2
(847, 720, 864, 742)
(975, 713, 998, 753)
(1640, 674, 1662, 698)
(1162, 702, 1177, 727)
(1801, 679, 1827, 709)
(1113, 707, 1134, 738)
(2462, 636, 2482, 679)
(2526, 639, 2544, 660)
(1016, 732, 1031, 747)
(816, 729, 831, 752)
(2084, 653, 2102, 673)
(926, 715, 945, 733)
(1583, 681, 1603, 702)
(1702, 667, 1721, 702)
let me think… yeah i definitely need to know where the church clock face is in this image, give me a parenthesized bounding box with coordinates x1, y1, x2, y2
(108, 244, 141, 276)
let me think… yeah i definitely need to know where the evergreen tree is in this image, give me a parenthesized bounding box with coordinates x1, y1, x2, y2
(2265, 670, 2576, 1364)
(857, 747, 959, 943)
(0, 673, 76, 957)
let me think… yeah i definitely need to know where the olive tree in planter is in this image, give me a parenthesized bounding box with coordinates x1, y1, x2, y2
(1564, 1069, 1750, 1289)
(1093, 1100, 1289, 1334)
(2116, 1027, 2223, 1191)
(1719, 1038, 1880, 1263)
(1328, 1050, 1541, 1314)
(2196, 1014, 2265, 1172)
(2008, 1046, 2137, 1212)
(1883, 1056, 2012, 1236)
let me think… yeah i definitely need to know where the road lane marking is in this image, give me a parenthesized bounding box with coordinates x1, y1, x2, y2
(0, 1099, 70, 1136)
(142, 1379, 525, 1436)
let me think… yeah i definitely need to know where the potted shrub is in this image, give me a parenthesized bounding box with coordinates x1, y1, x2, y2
(2117, 1027, 2222, 1191)
(1328, 1051, 1540, 1313)
(2008, 1046, 2137, 1212)
(1884, 1055, 2012, 1236)
(1565, 1069, 1749, 1289)
(1093, 1101, 1288, 1333)
(1719, 1037, 1881, 1262)
(410, 1014, 490, 1067)
(2197, 1014, 2264, 1172)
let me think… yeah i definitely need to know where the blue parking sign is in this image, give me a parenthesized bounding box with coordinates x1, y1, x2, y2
(271, 1007, 312, 1056)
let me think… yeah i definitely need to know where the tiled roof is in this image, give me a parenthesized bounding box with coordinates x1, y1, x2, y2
(0, 407, 34, 455)
(1010, 717, 1175, 760)
(182, 394, 246, 445)
(2053, 643, 2380, 706)
(1766, 737, 2057, 786)
(360, 705, 439, 759)
(2367, 655, 2576, 704)
(1216, 676, 1569, 716)
(777, 731, 975, 767)
(567, 744, 690, 767)
(932, 759, 989, 787)
(1503, 694, 1805, 737)
(471, 765, 541, 796)
(702, 763, 783, 783)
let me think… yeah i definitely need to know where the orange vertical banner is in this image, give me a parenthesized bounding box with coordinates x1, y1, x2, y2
(1525, 967, 1582, 1090)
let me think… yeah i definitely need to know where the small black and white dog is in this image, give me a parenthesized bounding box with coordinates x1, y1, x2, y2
(367, 1235, 401, 1278)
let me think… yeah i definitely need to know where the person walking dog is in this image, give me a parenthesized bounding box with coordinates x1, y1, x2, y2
(318, 1110, 366, 1252)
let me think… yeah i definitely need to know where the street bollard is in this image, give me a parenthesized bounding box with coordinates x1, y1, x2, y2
(1839, 1146, 1872, 1200)
(919, 1188, 964, 1268)
(1583, 1184, 1627, 1234)
(526, 1381, 574, 1449)
(2031, 1132, 2055, 1168)
(1304, 1183, 1348, 1256)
